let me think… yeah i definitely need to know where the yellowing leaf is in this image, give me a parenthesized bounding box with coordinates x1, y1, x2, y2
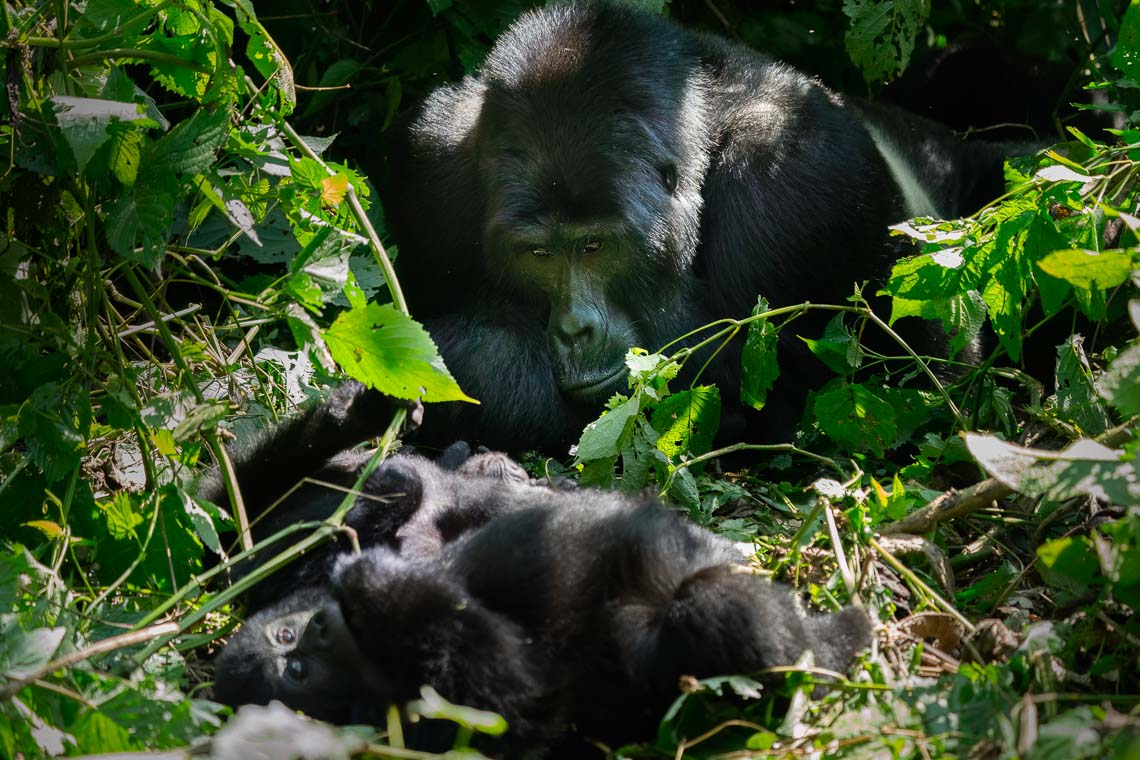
(320, 174, 349, 208)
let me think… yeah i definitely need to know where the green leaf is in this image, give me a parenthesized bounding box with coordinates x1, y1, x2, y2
(82, 0, 154, 34)
(812, 381, 898, 456)
(17, 383, 85, 482)
(50, 96, 154, 173)
(105, 176, 177, 264)
(1036, 536, 1100, 596)
(410, 685, 507, 735)
(981, 217, 1033, 362)
(801, 313, 862, 374)
(1112, 0, 1140, 81)
(651, 386, 721, 460)
(576, 394, 641, 461)
(145, 108, 229, 177)
(70, 711, 134, 754)
(1048, 336, 1111, 436)
(104, 121, 143, 185)
(100, 492, 144, 540)
(842, 0, 928, 83)
(323, 303, 475, 403)
(740, 297, 780, 410)
(1037, 248, 1133, 290)
(1099, 342, 1140, 416)
(0, 617, 66, 678)
(964, 434, 1140, 505)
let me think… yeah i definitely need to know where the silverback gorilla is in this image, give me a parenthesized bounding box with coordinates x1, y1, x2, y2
(212, 430, 872, 752)
(389, 1, 1010, 451)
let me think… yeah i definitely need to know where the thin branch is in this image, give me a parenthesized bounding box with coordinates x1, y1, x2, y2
(0, 622, 178, 701)
(879, 479, 1013, 535)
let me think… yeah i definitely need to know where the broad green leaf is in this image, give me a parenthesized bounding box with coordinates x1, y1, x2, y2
(1112, 0, 1140, 81)
(651, 386, 721, 460)
(843, 0, 927, 83)
(105, 178, 177, 265)
(965, 434, 1140, 505)
(323, 303, 474, 403)
(1048, 335, 1111, 435)
(1100, 343, 1140, 416)
(812, 381, 897, 456)
(801, 313, 862, 374)
(145, 108, 229, 177)
(100, 493, 143, 540)
(0, 618, 66, 678)
(576, 394, 641, 461)
(1037, 248, 1133, 290)
(943, 289, 987, 356)
(17, 383, 85, 482)
(1036, 536, 1099, 596)
(740, 297, 780, 410)
(105, 121, 142, 185)
(81, 0, 154, 34)
(70, 711, 134, 754)
(177, 489, 222, 554)
(50, 96, 154, 173)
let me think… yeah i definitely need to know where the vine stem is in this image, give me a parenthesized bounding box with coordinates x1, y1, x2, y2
(278, 121, 409, 316)
(663, 301, 965, 429)
(129, 409, 406, 665)
(0, 623, 179, 702)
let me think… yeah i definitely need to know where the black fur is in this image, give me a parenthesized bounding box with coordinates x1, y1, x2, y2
(214, 455, 873, 752)
(388, 1, 1007, 452)
(199, 382, 529, 611)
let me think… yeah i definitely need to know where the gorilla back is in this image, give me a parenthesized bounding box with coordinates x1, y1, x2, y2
(389, 1, 1008, 451)
(214, 463, 872, 751)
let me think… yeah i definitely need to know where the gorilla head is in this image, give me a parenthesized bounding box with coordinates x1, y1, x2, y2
(213, 589, 378, 724)
(406, 4, 713, 407)
(390, 3, 1006, 450)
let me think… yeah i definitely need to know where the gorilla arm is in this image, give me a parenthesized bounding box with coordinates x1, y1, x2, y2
(199, 380, 417, 523)
(329, 548, 552, 741)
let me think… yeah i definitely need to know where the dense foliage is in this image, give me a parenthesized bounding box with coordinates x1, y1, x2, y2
(1, 0, 1138, 757)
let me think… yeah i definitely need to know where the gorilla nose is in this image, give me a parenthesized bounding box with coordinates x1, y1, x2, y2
(550, 308, 601, 355)
(304, 608, 331, 647)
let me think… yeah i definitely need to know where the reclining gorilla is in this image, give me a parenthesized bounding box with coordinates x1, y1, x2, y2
(389, 1, 1012, 451)
(213, 451, 872, 751)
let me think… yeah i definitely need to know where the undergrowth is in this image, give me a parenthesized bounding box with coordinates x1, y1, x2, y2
(1, 0, 1138, 758)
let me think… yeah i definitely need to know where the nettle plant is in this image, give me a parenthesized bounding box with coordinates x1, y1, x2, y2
(0, 1, 472, 752)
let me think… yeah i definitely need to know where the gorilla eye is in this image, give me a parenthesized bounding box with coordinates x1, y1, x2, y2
(661, 164, 678, 195)
(530, 247, 552, 259)
(582, 240, 602, 254)
(285, 657, 307, 682)
(275, 627, 296, 645)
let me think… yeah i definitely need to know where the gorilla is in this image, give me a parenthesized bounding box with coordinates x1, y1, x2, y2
(213, 451, 873, 752)
(388, 1, 1013, 452)
(199, 382, 534, 612)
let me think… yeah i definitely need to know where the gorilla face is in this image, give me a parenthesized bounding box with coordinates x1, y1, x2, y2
(213, 591, 380, 724)
(471, 16, 710, 406)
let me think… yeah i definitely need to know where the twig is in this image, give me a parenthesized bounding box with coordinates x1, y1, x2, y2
(116, 303, 201, 338)
(879, 479, 1012, 535)
(879, 420, 1136, 535)
(822, 497, 857, 597)
(870, 537, 976, 636)
(0, 622, 178, 701)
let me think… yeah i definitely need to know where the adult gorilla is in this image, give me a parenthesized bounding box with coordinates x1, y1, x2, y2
(388, 2, 1006, 451)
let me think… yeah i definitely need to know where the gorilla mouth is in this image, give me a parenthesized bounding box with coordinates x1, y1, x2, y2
(560, 366, 628, 403)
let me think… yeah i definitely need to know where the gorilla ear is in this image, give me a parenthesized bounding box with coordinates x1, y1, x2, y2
(660, 163, 678, 195)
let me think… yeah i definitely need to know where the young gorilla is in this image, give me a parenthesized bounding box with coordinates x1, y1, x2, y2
(214, 453, 872, 751)
(199, 382, 534, 612)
